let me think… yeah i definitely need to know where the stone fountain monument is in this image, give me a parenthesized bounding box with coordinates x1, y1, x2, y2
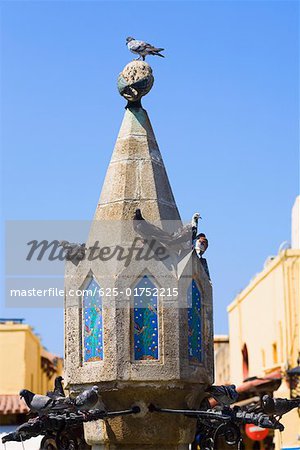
(64, 59, 214, 449)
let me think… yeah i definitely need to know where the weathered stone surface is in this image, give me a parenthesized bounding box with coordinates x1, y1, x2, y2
(118, 61, 154, 103)
(94, 107, 180, 225)
(64, 101, 214, 449)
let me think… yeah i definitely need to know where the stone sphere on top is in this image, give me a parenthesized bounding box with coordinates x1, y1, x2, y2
(117, 60, 154, 104)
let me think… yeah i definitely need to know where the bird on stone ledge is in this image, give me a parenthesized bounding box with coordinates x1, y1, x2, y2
(126, 37, 165, 61)
(206, 384, 239, 406)
(19, 389, 74, 416)
(262, 394, 300, 418)
(74, 386, 100, 413)
(133, 208, 196, 251)
(47, 376, 65, 399)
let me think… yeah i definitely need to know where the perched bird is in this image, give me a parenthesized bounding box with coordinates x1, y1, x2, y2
(172, 212, 202, 248)
(261, 395, 276, 415)
(133, 209, 174, 246)
(46, 376, 65, 399)
(262, 395, 300, 417)
(58, 241, 86, 262)
(133, 209, 201, 253)
(194, 233, 209, 257)
(192, 212, 202, 241)
(74, 385, 99, 412)
(19, 389, 73, 416)
(126, 37, 165, 61)
(206, 384, 239, 406)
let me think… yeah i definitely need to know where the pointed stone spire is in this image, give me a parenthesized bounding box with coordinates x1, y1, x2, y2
(94, 60, 180, 227)
(94, 106, 180, 224)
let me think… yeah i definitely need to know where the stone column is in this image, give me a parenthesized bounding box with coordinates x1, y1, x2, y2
(64, 61, 214, 449)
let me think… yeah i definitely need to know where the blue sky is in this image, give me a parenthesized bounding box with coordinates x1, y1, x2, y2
(1, 1, 299, 356)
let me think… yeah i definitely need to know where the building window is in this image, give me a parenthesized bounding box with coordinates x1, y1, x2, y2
(242, 344, 249, 379)
(83, 277, 104, 362)
(133, 275, 159, 361)
(188, 280, 202, 364)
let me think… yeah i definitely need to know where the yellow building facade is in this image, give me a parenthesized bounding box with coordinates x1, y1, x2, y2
(228, 197, 300, 450)
(214, 335, 230, 385)
(0, 320, 63, 425)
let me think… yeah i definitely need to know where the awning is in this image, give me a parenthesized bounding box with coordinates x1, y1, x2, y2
(0, 395, 29, 415)
(237, 370, 282, 396)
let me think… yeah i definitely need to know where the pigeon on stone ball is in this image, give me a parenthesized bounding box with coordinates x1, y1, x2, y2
(126, 37, 165, 61)
(206, 384, 239, 406)
(47, 376, 65, 399)
(74, 385, 99, 412)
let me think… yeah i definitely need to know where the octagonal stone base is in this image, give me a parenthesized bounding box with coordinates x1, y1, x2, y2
(86, 415, 193, 450)
(83, 385, 201, 449)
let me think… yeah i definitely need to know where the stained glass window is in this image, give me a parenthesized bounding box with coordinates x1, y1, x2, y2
(83, 277, 104, 362)
(133, 275, 159, 361)
(188, 280, 202, 363)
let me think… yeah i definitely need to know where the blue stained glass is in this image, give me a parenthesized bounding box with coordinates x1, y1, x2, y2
(133, 275, 159, 360)
(188, 280, 202, 363)
(83, 278, 104, 362)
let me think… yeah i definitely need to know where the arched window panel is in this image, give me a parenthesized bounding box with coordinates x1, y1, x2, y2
(133, 275, 159, 361)
(188, 280, 202, 363)
(83, 277, 104, 363)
